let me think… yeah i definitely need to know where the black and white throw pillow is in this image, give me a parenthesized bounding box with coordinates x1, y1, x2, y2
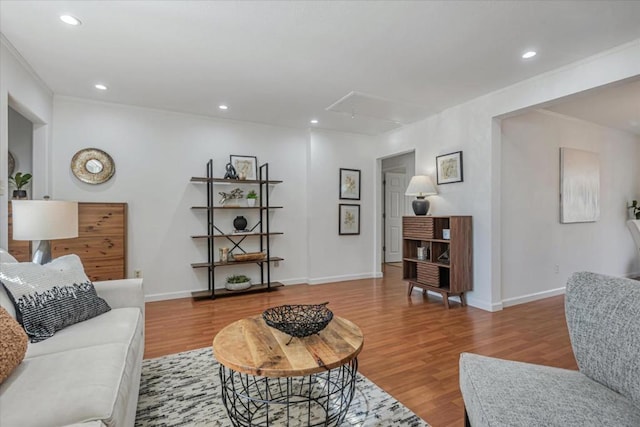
(0, 254, 111, 343)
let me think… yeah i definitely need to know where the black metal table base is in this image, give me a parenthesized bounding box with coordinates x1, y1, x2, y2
(219, 359, 358, 427)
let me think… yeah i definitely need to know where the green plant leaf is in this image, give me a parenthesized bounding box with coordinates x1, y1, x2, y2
(9, 172, 32, 189)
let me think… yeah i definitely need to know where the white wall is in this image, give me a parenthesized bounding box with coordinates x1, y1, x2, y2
(501, 110, 640, 306)
(51, 97, 308, 299)
(307, 130, 379, 283)
(375, 39, 640, 311)
(51, 97, 381, 299)
(0, 37, 53, 249)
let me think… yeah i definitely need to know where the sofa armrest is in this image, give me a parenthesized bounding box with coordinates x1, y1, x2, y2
(93, 278, 145, 319)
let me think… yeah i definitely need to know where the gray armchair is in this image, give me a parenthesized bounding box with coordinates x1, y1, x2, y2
(459, 272, 640, 426)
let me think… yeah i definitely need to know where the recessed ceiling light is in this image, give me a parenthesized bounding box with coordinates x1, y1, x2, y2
(310, 119, 319, 124)
(60, 15, 81, 26)
(95, 84, 107, 91)
(522, 51, 537, 59)
(219, 105, 228, 110)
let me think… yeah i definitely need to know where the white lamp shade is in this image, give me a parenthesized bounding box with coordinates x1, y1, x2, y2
(12, 200, 79, 241)
(405, 175, 438, 197)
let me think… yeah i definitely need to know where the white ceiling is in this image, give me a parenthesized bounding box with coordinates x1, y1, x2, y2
(543, 78, 640, 136)
(1, 1, 640, 135)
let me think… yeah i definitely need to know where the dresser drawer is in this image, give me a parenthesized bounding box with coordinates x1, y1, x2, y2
(417, 263, 440, 287)
(403, 217, 434, 240)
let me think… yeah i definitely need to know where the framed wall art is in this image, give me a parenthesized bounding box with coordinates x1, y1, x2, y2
(436, 151, 463, 184)
(339, 204, 360, 235)
(339, 168, 361, 200)
(560, 147, 600, 223)
(230, 155, 258, 180)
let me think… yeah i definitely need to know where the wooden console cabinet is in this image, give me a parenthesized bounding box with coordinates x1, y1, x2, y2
(7, 202, 31, 262)
(402, 216, 472, 308)
(8, 202, 127, 281)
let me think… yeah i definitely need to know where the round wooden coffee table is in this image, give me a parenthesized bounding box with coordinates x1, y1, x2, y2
(213, 315, 364, 427)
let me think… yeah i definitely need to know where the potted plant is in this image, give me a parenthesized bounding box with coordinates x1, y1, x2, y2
(9, 172, 32, 199)
(629, 200, 640, 220)
(225, 274, 252, 291)
(246, 190, 258, 207)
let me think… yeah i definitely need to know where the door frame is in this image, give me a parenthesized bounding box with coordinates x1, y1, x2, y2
(377, 150, 415, 273)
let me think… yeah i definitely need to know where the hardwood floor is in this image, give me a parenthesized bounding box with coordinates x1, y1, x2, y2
(145, 265, 577, 427)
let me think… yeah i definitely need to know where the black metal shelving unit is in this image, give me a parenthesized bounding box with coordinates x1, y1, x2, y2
(190, 159, 284, 299)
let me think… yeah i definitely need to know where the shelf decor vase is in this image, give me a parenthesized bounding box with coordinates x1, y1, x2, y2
(247, 198, 256, 207)
(233, 216, 248, 231)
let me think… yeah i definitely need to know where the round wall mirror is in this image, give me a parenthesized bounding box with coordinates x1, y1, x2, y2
(85, 159, 104, 174)
(8, 151, 15, 177)
(71, 148, 115, 184)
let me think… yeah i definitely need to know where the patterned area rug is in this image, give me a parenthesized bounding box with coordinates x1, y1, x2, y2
(136, 347, 430, 427)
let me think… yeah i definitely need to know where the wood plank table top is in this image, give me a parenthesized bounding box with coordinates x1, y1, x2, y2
(213, 315, 364, 377)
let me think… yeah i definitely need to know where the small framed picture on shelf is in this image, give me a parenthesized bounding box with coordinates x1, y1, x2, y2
(230, 155, 258, 180)
(339, 168, 361, 200)
(339, 204, 360, 235)
(442, 228, 450, 240)
(436, 151, 463, 184)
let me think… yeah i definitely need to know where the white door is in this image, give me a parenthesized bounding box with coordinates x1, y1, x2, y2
(384, 172, 406, 263)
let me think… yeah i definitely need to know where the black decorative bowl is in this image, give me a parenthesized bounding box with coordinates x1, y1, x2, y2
(262, 303, 333, 338)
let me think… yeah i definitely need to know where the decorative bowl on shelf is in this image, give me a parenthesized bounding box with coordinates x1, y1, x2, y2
(262, 303, 333, 339)
(225, 274, 252, 291)
(233, 252, 266, 262)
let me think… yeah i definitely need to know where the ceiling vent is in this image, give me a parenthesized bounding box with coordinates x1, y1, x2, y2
(325, 91, 430, 129)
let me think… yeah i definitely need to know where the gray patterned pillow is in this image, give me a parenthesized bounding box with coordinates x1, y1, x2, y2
(0, 254, 110, 343)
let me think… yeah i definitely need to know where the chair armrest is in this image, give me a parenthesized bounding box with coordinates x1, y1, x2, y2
(93, 278, 145, 319)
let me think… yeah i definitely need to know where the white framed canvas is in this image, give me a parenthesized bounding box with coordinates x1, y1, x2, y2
(560, 147, 600, 223)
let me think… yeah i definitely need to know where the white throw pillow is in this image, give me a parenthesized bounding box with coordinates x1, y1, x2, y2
(0, 248, 18, 263)
(0, 254, 110, 342)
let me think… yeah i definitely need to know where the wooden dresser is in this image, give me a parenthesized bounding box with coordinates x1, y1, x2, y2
(7, 203, 31, 262)
(8, 202, 127, 281)
(402, 215, 473, 308)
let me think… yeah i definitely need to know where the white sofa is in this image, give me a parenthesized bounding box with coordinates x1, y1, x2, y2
(0, 250, 145, 427)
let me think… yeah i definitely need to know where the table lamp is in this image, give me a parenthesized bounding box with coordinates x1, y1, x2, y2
(11, 199, 79, 264)
(405, 175, 438, 215)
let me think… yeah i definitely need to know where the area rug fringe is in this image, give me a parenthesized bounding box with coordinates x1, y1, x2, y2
(136, 347, 429, 426)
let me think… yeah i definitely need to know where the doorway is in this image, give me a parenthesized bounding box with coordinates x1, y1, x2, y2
(8, 106, 34, 198)
(5, 106, 35, 259)
(381, 151, 415, 271)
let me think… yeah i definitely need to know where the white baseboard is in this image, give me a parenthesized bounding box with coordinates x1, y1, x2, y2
(308, 272, 381, 285)
(145, 290, 196, 302)
(279, 277, 308, 286)
(501, 287, 566, 308)
(466, 296, 502, 312)
(144, 279, 307, 302)
(144, 274, 383, 301)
